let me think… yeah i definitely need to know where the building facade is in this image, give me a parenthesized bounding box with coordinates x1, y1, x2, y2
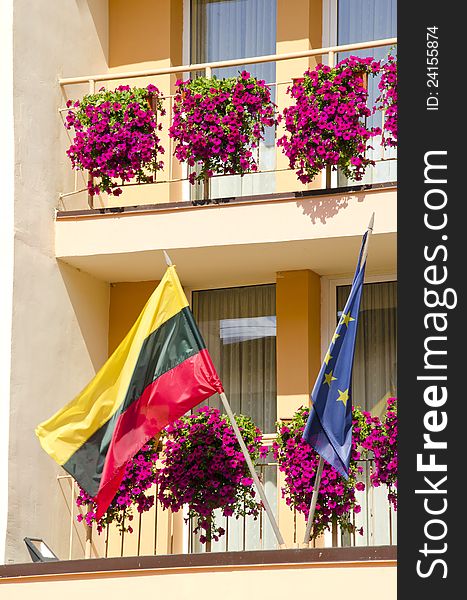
(1, 0, 396, 595)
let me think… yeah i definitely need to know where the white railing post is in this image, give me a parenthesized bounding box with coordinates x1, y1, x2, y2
(323, 50, 336, 189)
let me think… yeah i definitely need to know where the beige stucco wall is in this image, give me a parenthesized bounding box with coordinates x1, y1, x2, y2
(108, 281, 158, 354)
(0, 562, 397, 599)
(276, 0, 324, 193)
(95, 0, 184, 208)
(0, 0, 15, 563)
(276, 269, 321, 545)
(276, 269, 321, 418)
(7, 0, 110, 564)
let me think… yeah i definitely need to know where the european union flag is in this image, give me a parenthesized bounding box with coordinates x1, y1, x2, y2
(302, 231, 368, 479)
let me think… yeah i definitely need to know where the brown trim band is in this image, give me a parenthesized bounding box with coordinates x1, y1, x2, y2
(56, 182, 397, 219)
(1, 545, 396, 579)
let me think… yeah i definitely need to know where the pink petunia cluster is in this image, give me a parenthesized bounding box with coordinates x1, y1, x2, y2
(75, 438, 160, 534)
(64, 58, 398, 196)
(377, 55, 398, 147)
(356, 397, 398, 509)
(64, 84, 165, 197)
(169, 71, 277, 185)
(273, 406, 366, 539)
(278, 56, 382, 184)
(155, 406, 263, 544)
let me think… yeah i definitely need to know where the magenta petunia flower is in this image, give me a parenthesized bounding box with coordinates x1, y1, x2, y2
(278, 55, 383, 184)
(64, 84, 166, 197)
(155, 406, 262, 544)
(169, 72, 277, 185)
(75, 437, 159, 535)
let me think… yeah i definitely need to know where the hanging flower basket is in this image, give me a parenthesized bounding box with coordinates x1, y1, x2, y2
(273, 406, 367, 540)
(64, 84, 166, 197)
(155, 406, 264, 544)
(76, 438, 160, 534)
(357, 397, 398, 509)
(169, 71, 277, 185)
(278, 56, 381, 184)
(274, 399, 398, 540)
(377, 54, 398, 148)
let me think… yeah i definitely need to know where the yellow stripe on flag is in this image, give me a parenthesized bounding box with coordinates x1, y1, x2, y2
(35, 266, 188, 465)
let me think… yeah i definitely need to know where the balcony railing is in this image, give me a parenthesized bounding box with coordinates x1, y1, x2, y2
(57, 444, 396, 560)
(58, 38, 397, 212)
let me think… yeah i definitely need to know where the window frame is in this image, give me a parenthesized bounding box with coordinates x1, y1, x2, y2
(320, 271, 397, 360)
(321, 0, 338, 188)
(322, 0, 338, 48)
(185, 281, 279, 552)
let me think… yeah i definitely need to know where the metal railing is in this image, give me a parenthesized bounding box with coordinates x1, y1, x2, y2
(58, 38, 397, 210)
(58, 453, 396, 560)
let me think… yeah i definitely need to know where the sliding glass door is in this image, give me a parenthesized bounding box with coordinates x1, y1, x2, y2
(190, 0, 277, 199)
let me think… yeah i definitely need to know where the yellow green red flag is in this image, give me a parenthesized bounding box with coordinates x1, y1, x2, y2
(36, 265, 223, 518)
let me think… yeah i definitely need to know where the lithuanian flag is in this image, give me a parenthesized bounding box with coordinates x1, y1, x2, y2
(36, 266, 223, 518)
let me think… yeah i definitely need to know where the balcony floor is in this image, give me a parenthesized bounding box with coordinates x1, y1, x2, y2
(55, 184, 396, 285)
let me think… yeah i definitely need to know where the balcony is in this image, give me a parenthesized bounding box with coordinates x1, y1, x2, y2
(55, 38, 396, 284)
(40, 37, 398, 569)
(1, 545, 396, 599)
(51, 445, 395, 562)
(58, 37, 396, 208)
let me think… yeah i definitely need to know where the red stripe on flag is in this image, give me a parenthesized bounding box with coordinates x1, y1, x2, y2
(95, 349, 222, 519)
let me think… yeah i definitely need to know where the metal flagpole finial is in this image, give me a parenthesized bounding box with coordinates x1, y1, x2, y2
(360, 213, 375, 269)
(163, 250, 173, 267)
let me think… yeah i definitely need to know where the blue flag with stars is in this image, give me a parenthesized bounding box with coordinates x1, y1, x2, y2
(302, 232, 368, 479)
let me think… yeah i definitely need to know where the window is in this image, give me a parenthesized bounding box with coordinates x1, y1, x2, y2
(192, 283, 277, 433)
(334, 278, 397, 547)
(336, 280, 397, 417)
(191, 283, 277, 551)
(189, 0, 277, 199)
(337, 0, 397, 46)
(324, 0, 397, 186)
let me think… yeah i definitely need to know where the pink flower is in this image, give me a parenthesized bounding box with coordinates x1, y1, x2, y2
(278, 55, 385, 183)
(65, 84, 165, 197)
(75, 436, 160, 535)
(154, 406, 262, 544)
(273, 399, 397, 540)
(169, 72, 277, 184)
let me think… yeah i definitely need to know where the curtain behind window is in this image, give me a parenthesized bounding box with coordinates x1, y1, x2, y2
(192, 284, 276, 433)
(336, 280, 397, 417)
(337, 0, 397, 186)
(190, 0, 277, 199)
(191, 283, 278, 552)
(338, 0, 396, 44)
(337, 278, 397, 548)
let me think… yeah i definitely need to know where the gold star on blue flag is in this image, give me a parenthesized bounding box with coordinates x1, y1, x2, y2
(302, 231, 368, 478)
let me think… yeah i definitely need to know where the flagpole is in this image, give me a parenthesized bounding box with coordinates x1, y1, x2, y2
(161, 250, 286, 548)
(360, 212, 375, 267)
(219, 391, 286, 549)
(302, 456, 324, 546)
(163, 250, 173, 266)
(302, 213, 375, 547)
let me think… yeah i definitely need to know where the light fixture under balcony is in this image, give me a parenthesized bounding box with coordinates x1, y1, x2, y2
(23, 537, 59, 563)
